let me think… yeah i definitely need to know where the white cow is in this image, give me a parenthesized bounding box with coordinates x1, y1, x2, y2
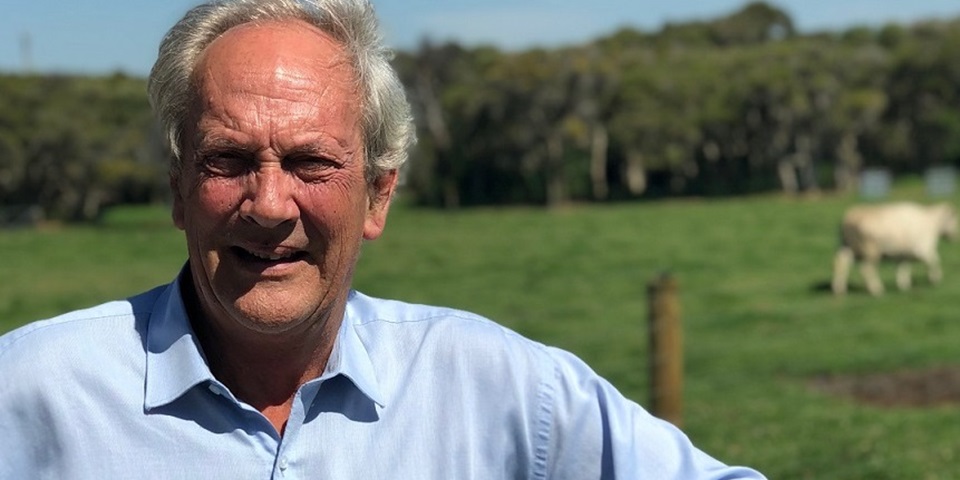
(832, 201, 958, 296)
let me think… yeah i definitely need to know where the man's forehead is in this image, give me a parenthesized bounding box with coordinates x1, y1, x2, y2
(195, 19, 355, 82)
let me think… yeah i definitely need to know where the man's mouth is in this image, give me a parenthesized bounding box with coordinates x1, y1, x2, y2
(231, 246, 308, 266)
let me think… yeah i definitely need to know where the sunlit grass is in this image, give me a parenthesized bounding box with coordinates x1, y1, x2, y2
(2, 183, 958, 479)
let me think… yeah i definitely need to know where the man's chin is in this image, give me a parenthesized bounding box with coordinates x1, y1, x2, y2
(230, 310, 314, 335)
(226, 294, 331, 336)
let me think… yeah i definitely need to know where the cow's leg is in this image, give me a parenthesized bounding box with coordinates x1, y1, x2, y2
(832, 247, 854, 295)
(860, 260, 884, 296)
(926, 253, 943, 285)
(896, 262, 912, 291)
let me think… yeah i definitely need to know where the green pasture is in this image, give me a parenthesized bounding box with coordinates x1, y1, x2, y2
(2, 183, 959, 479)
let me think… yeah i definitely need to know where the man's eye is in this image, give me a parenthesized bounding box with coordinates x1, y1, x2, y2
(287, 156, 338, 179)
(200, 153, 251, 176)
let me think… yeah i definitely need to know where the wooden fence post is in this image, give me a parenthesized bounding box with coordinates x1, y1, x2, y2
(647, 273, 683, 427)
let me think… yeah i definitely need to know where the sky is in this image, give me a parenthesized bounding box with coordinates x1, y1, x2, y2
(2, 0, 960, 77)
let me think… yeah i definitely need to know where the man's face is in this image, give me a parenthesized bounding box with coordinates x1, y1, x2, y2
(172, 20, 395, 335)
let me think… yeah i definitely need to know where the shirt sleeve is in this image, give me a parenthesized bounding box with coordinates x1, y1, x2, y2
(536, 346, 767, 480)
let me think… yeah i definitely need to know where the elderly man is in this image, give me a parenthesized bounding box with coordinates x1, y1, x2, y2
(0, 1, 766, 478)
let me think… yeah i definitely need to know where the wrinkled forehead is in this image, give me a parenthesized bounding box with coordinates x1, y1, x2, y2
(180, 19, 366, 155)
(193, 19, 358, 94)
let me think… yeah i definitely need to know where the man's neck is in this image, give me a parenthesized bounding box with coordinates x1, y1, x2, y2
(178, 273, 340, 435)
(205, 330, 335, 435)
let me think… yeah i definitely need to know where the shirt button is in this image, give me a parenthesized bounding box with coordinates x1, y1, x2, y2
(279, 457, 288, 471)
(208, 384, 222, 395)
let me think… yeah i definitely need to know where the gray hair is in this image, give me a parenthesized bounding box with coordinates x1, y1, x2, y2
(147, 0, 415, 183)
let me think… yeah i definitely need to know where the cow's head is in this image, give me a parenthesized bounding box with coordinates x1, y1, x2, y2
(938, 203, 959, 241)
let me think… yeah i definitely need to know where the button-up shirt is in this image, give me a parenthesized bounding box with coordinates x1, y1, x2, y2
(0, 275, 765, 479)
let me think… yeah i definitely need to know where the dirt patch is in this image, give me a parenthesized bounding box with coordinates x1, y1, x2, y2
(809, 366, 960, 408)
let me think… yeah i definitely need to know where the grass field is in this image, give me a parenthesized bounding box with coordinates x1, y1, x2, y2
(2, 183, 959, 479)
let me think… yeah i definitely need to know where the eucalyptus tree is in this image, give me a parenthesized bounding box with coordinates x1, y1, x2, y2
(819, 39, 890, 191)
(0, 73, 162, 223)
(707, 1, 795, 46)
(479, 48, 585, 207)
(608, 45, 713, 196)
(395, 41, 464, 208)
(881, 20, 960, 171)
(571, 45, 622, 201)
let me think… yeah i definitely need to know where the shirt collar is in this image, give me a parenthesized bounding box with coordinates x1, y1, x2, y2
(143, 272, 385, 410)
(143, 273, 214, 410)
(323, 290, 385, 407)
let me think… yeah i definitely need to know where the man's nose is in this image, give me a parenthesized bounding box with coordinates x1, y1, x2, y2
(239, 167, 298, 228)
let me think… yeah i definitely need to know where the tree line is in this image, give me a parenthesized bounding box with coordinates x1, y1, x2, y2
(396, 2, 960, 207)
(0, 73, 168, 223)
(3, 2, 960, 221)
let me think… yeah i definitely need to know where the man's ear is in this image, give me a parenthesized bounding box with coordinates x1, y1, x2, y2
(363, 169, 399, 240)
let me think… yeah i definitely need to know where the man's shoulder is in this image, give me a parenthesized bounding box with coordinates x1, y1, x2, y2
(347, 291, 556, 374)
(349, 291, 539, 344)
(0, 285, 168, 367)
(349, 291, 486, 323)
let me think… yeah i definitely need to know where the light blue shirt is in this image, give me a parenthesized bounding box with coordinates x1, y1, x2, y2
(0, 275, 765, 479)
